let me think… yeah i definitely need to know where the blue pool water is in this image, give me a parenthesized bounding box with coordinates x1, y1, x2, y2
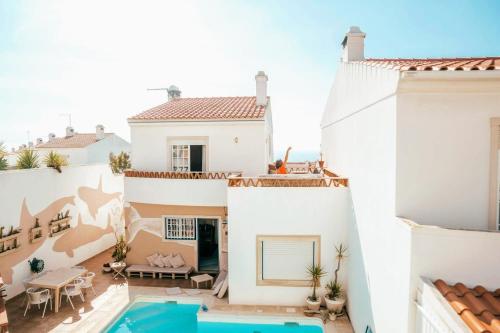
(104, 302, 322, 333)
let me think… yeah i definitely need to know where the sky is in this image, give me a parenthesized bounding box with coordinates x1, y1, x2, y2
(1, 0, 500, 155)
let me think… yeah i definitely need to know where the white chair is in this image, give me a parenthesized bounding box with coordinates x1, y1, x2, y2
(59, 278, 85, 310)
(24, 288, 52, 318)
(80, 272, 96, 295)
(21, 276, 36, 307)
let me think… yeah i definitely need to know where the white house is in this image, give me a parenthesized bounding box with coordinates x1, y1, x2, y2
(321, 26, 500, 333)
(124, 71, 274, 274)
(34, 125, 130, 165)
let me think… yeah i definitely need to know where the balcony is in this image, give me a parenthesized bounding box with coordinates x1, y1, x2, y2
(124, 170, 242, 206)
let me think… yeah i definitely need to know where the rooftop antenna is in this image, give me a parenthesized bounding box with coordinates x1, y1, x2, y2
(59, 113, 72, 127)
(147, 88, 170, 100)
(148, 85, 181, 101)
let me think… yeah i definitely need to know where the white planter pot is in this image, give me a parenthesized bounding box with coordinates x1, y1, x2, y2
(325, 296, 345, 313)
(305, 297, 321, 311)
(329, 312, 337, 321)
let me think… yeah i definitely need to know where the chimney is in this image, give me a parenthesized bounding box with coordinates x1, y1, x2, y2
(167, 85, 181, 101)
(255, 71, 268, 106)
(28, 141, 33, 148)
(66, 126, 75, 137)
(36, 138, 43, 145)
(21, 144, 27, 149)
(11, 148, 15, 153)
(96, 124, 105, 140)
(48, 133, 56, 141)
(341, 26, 366, 62)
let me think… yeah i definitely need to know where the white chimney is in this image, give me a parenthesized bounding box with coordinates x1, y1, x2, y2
(168, 85, 181, 101)
(28, 141, 33, 148)
(66, 126, 75, 137)
(48, 133, 56, 141)
(36, 138, 43, 145)
(11, 148, 15, 153)
(96, 124, 105, 140)
(341, 26, 366, 62)
(255, 71, 268, 106)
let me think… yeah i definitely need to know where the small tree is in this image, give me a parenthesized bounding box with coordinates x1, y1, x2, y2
(0, 142, 7, 170)
(112, 234, 129, 262)
(43, 151, 68, 173)
(109, 151, 131, 174)
(326, 243, 348, 301)
(16, 149, 40, 169)
(307, 264, 327, 302)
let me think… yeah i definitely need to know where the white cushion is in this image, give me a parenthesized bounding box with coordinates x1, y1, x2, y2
(169, 254, 185, 268)
(146, 253, 159, 267)
(161, 255, 173, 268)
(153, 255, 165, 268)
(212, 281, 223, 295)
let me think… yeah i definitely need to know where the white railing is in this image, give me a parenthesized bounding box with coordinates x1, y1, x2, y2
(415, 302, 454, 333)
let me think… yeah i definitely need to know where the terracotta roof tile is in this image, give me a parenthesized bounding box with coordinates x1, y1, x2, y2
(36, 133, 111, 149)
(434, 279, 500, 333)
(129, 96, 268, 121)
(359, 57, 500, 71)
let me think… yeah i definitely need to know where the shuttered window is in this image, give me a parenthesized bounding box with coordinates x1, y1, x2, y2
(164, 217, 196, 240)
(256, 235, 320, 286)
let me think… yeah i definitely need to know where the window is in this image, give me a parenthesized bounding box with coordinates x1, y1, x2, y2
(171, 144, 205, 172)
(164, 217, 197, 240)
(256, 235, 320, 286)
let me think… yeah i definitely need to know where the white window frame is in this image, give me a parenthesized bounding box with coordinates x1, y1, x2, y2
(171, 144, 190, 172)
(163, 217, 197, 240)
(256, 235, 321, 287)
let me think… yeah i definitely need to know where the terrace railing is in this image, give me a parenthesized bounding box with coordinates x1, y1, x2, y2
(124, 170, 242, 180)
(228, 176, 349, 188)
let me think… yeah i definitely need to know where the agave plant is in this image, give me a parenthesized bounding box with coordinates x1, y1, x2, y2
(307, 264, 327, 302)
(16, 149, 40, 169)
(109, 151, 131, 174)
(0, 142, 8, 170)
(43, 151, 68, 173)
(112, 234, 130, 262)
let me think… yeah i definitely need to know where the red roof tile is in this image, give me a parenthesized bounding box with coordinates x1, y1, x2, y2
(434, 279, 500, 333)
(359, 57, 500, 71)
(129, 96, 268, 121)
(36, 133, 111, 149)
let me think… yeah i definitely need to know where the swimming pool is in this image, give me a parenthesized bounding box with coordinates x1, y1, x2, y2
(103, 299, 323, 333)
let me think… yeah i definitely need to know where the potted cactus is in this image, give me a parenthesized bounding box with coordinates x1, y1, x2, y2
(305, 264, 326, 311)
(325, 244, 348, 313)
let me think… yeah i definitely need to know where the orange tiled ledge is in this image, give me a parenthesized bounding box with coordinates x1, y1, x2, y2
(434, 279, 500, 333)
(228, 176, 349, 188)
(124, 170, 242, 180)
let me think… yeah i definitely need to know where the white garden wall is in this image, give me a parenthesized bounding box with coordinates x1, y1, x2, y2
(0, 164, 123, 299)
(227, 186, 353, 306)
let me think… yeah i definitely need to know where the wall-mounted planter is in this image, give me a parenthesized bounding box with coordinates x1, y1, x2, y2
(49, 216, 71, 237)
(0, 233, 21, 243)
(0, 245, 21, 257)
(0, 231, 22, 256)
(29, 227, 43, 243)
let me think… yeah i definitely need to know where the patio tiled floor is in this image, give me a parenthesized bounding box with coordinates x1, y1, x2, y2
(5, 248, 353, 333)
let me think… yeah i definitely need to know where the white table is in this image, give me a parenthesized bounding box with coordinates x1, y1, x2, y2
(110, 262, 127, 280)
(29, 267, 86, 313)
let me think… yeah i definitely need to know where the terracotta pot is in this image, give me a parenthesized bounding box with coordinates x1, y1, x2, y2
(325, 296, 345, 313)
(306, 297, 321, 311)
(318, 161, 325, 169)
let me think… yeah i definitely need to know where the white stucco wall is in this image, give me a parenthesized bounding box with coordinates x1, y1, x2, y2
(124, 177, 228, 206)
(129, 120, 270, 176)
(0, 164, 123, 299)
(321, 63, 410, 333)
(35, 147, 89, 166)
(227, 186, 353, 306)
(86, 135, 131, 164)
(396, 81, 500, 230)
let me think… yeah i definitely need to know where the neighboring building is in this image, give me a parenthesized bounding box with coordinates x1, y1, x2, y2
(321, 27, 500, 333)
(124, 72, 274, 274)
(34, 125, 130, 165)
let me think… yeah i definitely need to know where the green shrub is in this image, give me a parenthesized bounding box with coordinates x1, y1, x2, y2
(43, 151, 68, 173)
(16, 149, 40, 169)
(0, 142, 7, 170)
(109, 151, 131, 174)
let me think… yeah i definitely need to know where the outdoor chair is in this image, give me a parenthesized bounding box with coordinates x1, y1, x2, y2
(80, 272, 96, 295)
(24, 288, 52, 318)
(21, 276, 36, 307)
(59, 278, 85, 310)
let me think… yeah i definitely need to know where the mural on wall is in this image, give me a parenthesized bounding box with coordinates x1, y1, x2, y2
(52, 213, 115, 257)
(0, 196, 75, 283)
(78, 176, 121, 219)
(0, 174, 124, 285)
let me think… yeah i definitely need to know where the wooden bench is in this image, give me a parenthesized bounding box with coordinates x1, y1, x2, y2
(125, 264, 193, 279)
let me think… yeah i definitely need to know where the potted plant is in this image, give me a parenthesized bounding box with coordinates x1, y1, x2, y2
(111, 234, 129, 263)
(325, 244, 348, 313)
(306, 264, 326, 311)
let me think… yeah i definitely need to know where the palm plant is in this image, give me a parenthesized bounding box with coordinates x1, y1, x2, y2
(109, 151, 131, 174)
(43, 151, 68, 173)
(307, 264, 327, 302)
(325, 243, 348, 301)
(0, 142, 8, 170)
(112, 234, 130, 262)
(16, 149, 40, 169)
(325, 280, 342, 300)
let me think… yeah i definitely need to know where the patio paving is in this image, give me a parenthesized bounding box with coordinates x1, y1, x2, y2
(5, 248, 353, 333)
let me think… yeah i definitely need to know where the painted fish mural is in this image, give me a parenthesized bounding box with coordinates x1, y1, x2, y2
(78, 175, 121, 219)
